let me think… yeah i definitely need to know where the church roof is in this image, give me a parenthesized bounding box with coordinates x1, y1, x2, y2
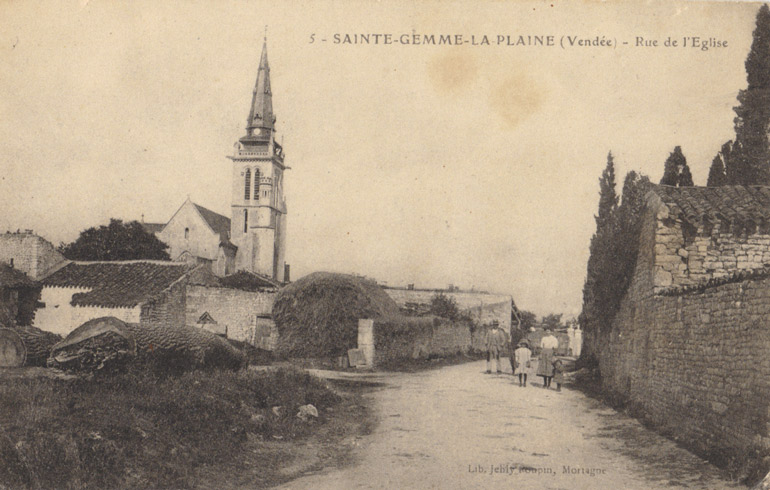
(192, 203, 233, 247)
(42, 261, 192, 308)
(218, 270, 281, 291)
(141, 222, 165, 234)
(651, 185, 770, 224)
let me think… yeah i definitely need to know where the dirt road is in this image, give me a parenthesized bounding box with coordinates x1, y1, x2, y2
(278, 360, 744, 489)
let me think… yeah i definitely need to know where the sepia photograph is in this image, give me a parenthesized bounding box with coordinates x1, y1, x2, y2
(2, 0, 770, 488)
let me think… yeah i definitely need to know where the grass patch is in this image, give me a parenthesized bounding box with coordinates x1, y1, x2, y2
(0, 366, 362, 489)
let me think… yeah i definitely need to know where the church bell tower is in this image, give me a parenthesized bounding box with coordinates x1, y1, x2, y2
(228, 38, 288, 281)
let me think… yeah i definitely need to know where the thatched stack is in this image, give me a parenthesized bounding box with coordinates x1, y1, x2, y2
(272, 272, 400, 357)
(48, 317, 246, 372)
(13, 326, 63, 367)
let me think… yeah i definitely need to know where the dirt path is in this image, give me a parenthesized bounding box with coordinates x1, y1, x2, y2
(277, 359, 745, 489)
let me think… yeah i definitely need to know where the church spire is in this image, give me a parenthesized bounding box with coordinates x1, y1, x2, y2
(245, 36, 274, 138)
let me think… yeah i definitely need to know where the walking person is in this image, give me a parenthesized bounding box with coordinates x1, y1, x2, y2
(485, 320, 506, 374)
(537, 327, 559, 388)
(513, 340, 531, 387)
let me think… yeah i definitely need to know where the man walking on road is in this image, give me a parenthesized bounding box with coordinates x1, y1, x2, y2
(485, 321, 506, 374)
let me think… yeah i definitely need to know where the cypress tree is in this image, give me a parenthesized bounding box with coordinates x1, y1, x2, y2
(660, 146, 693, 186)
(732, 4, 770, 184)
(707, 154, 728, 186)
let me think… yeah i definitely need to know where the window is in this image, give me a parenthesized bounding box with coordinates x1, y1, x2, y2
(244, 169, 251, 200)
(243, 209, 248, 233)
(184, 227, 189, 239)
(254, 168, 261, 200)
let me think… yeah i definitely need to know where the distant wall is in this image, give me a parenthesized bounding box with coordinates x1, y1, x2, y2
(0, 232, 66, 280)
(384, 289, 511, 330)
(185, 285, 276, 349)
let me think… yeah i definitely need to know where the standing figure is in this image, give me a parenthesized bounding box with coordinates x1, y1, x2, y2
(513, 340, 531, 387)
(537, 327, 559, 388)
(508, 325, 525, 375)
(485, 321, 506, 374)
(552, 358, 565, 392)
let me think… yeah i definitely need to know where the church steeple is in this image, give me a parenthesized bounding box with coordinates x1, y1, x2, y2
(244, 38, 274, 139)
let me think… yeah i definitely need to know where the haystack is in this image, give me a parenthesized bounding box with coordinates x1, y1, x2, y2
(48, 317, 245, 372)
(272, 272, 399, 357)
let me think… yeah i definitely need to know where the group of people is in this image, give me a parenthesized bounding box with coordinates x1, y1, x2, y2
(484, 321, 564, 391)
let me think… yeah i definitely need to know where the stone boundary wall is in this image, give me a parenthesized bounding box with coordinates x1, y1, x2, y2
(372, 318, 473, 365)
(602, 276, 770, 460)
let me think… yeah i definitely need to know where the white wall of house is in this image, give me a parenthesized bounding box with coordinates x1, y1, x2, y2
(34, 286, 141, 337)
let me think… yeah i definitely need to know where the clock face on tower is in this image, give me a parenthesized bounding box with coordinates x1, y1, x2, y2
(253, 128, 261, 136)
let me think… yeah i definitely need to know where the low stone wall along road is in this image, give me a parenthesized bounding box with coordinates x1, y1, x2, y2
(279, 360, 744, 489)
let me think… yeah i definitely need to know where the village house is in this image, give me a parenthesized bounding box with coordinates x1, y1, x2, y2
(599, 184, 770, 469)
(34, 261, 207, 337)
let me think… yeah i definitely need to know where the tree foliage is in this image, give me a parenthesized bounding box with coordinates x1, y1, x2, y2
(731, 4, 770, 185)
(581, 156, 652, 359)
(707, 153, 728, 187)
(59, 219, 170, 261)
(541, 313, 563, 330)
(660, 146, 693, 187)
(429, 292, 461, 321)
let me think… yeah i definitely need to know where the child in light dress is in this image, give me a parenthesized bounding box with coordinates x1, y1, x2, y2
(513, 340, 531, 387)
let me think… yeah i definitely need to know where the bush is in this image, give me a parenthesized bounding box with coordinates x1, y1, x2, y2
(0, 367, 341, 489)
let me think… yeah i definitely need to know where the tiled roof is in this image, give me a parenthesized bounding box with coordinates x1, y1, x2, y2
(42, 261, 191, 308)
(0, 264, 35, 288)
(219, 270, 281, 291)
(193, 203, 233, 247)
(141, 222, 166, 234)
(652, 185, 770, 224)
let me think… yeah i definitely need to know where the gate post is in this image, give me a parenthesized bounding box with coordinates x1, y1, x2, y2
(358, 319, 375, 368)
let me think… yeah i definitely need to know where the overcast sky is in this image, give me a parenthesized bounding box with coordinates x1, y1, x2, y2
(0, 0, 760, 317)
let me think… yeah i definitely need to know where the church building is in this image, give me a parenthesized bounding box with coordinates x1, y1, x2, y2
(145, 40, 289, 282)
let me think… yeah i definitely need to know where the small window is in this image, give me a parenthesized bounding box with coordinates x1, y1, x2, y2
(254, 168, 261, 200)
(9, 258, 13, 268)
(184, 227, 189, 239)
(243, 209, 248, 233)
(244, 169, 251, 200)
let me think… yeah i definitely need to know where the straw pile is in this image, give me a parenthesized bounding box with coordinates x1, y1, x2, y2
(272, 272, 400, 357)
(48, 317, 245, 372)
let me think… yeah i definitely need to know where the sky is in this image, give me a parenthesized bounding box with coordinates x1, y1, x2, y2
(0, 0, 761, 318)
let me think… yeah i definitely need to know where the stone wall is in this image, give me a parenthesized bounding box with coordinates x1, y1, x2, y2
(185, 285, 277, 349)
(602, 276, 770, 459)
(649, 194, 770, 294)
(372, 317, 473, 365)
